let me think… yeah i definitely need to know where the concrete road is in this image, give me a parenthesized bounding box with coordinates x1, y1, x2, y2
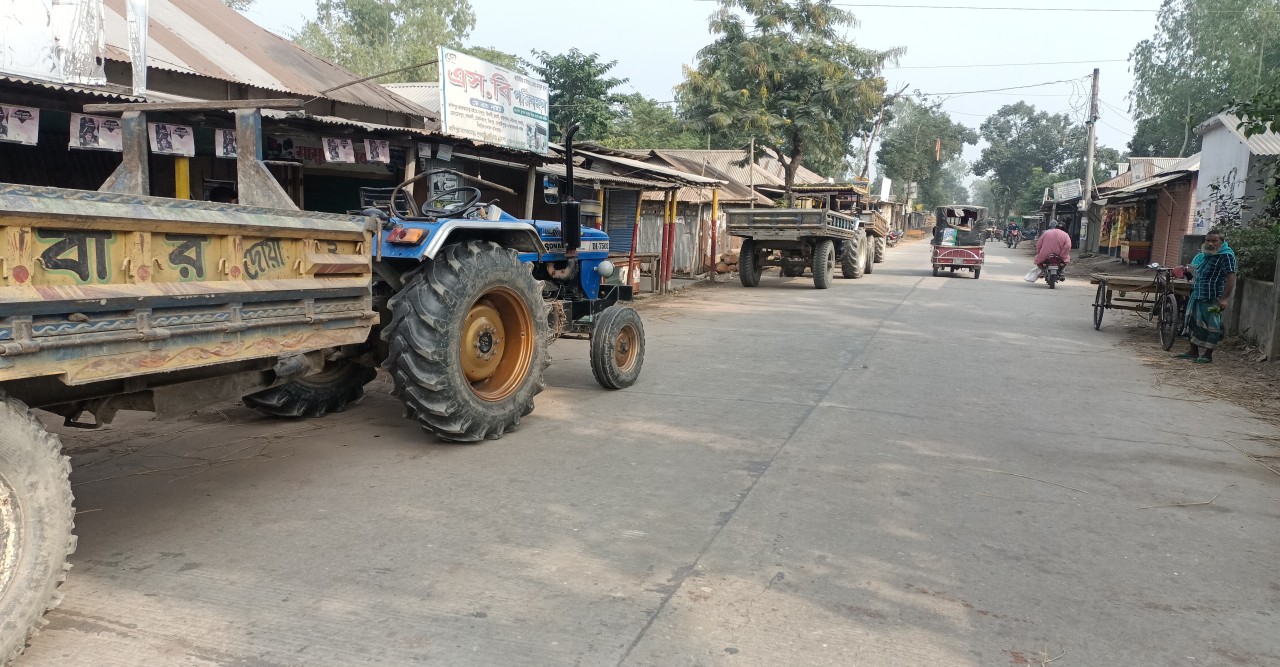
(20, 239, 1280, 667)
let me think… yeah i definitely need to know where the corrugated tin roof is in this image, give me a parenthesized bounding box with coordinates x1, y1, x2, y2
(0, 74, 140, 100)
(641, 149, 786, 187)
(655, 153, 774, 204)
(1196, 113, 1280, 156)
(100, 0, 429, 117)
(572, 148, 725, 187)
(1107, 153, 1200, 197)
(381, 83, 440, 119)
(459, 153, 676, 190)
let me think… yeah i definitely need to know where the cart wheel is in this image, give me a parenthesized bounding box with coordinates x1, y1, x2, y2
(932, 265, 940, 277)
(1175, 298, 1188, 337)
(1158, 293, 1178, 350)
(1093, 282, 1106, 330)
(973, 268, 981, 279)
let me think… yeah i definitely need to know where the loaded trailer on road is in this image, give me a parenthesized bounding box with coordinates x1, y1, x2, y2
(724, 184, 889, 290)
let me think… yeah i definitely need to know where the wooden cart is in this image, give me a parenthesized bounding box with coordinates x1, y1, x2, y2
(1090, 270, 1192, 349)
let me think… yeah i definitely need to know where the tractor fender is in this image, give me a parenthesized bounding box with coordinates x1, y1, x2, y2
(419, 220, 546, 260)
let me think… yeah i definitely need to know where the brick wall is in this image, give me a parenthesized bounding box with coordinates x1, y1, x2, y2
(1151, 177, 1196, 267)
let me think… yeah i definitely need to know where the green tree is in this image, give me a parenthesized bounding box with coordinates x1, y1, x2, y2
(601, 95, 703, 150)
(293, 0, 475, 83)
(875, 98, 977, 208)
(1129, 0, 1280, 157)
(972, 102, 1080, 220)
(933, 158, 971, 207)
(223, 0, 255, 10)
(461, 46, 526, 73)
(677, 0, 901, 200)
(528, 49, 627, 141)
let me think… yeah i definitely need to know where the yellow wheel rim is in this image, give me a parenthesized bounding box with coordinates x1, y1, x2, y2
(614, 323, 639, 372)
(460, 287, 535, 402)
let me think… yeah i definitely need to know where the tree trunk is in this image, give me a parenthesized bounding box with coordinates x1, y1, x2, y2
(782, 135, 804, 207)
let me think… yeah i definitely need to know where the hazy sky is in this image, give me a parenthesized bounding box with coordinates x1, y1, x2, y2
(243, 0, 1165, 174)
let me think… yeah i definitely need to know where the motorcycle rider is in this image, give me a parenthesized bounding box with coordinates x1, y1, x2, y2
(1005, 221, 1021, 244)
(1034, 221, 1072, 276)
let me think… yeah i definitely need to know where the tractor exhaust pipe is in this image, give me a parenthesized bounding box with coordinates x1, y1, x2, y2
(561, 123, 582, 252)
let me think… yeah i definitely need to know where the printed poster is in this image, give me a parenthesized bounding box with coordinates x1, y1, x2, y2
(439, 46, 549, 155)
(364, 139, 390, 164)
(69, 113, 122, 151)
(322, 137, 355, 163)
(214, 128, 238, 158)
(0, 105, 39, 145)
(148, 122, 195, 156)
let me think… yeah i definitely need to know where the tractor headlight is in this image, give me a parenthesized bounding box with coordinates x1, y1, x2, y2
(595, 260, 615, 278)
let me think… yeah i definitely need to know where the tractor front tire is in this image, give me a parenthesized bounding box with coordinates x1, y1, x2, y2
(812, 239, 835, 289)
(243, 360, 377, 419)
(738, 239, 763, 287)
(383, 241, 549, 442)
(0, 395, 75, 666)
(874, 236, 887, 263)
(590, 306, 646, 390)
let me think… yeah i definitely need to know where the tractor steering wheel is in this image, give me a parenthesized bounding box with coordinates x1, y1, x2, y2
(422, 187, 483, 218)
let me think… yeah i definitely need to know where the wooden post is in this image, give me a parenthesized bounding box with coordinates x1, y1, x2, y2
(524, 165, 537, 219)
(1269, 250, 1280, 361)
(710, 188, 720, 282)
(627, 191, 641, 292)
(174, 157, 191, 199)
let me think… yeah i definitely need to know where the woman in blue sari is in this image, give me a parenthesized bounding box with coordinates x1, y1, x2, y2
(1176, 229, 1237, 363)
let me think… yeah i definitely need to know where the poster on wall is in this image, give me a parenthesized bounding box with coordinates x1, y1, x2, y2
(364, 139, 390, 164)
(214, 129, 238, 158)
(322, 137, 356, 163)
(0, 105, 39, 145)
(438, 46, 550, 155)
(69, 113, 122, 151)
(148, 122, 195, 156)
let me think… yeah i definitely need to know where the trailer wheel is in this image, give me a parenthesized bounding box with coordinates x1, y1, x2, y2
(383, 241, 548, 442)
(243, 360, 377, 419)
(874, 236, 887, 263)
(843, 231, 865, 279)
(932, 265, 940, 277)
(863, 240, 874, 275)
(738, 239, 763, 287)
(0, 395, 75, 665)
(590, 306, 645, 390)
(812, 239, 835, 289)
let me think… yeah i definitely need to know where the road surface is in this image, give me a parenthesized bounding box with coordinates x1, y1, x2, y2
(20, 239, 1280, 667)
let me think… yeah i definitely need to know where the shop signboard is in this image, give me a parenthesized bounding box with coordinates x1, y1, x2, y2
(438, 46, 549, 155)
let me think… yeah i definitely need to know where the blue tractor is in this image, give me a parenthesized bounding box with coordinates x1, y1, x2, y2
(245, 126, 645, 441)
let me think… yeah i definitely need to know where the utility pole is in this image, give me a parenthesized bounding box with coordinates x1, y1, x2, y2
(1083, 68, 1100, 209)
(748, 137, 756, 209)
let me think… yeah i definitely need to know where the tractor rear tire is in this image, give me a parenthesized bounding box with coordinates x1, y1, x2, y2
(874, 236, 886, 263)
(738, 239, 763, 287)
(812, 239, 835, 289)
(843, 232, 865, 279)
(590, 306, 645, 390)
(243, 360, 377, 419)
(383, 241, 549, 442)
(0, 395, 75, 666)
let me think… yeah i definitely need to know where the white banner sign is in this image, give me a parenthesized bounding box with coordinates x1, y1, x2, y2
(365, 139, 390, 164)
(0, 0, 106, 85)
(439, 46, 550, 155)
(0, 105, 39, 145)
(69, 113, 122, 151)
(148, 122, 195, 156)
(215, 129, 238, 158)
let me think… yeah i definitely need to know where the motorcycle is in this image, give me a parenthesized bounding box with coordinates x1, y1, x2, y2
(1005, 228, 1021, 248)
(886, 229, 904, 247)
(1040, 253, 1067, 289)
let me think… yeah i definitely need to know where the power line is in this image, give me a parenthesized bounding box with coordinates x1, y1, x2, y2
(916, 77, 1086, 98)
(888, 58, 1127, 70)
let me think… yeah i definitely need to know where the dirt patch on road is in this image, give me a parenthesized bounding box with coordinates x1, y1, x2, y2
(1119, 316, 1280, 463)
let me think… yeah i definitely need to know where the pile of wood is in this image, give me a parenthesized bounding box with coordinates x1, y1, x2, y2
(715, 252, 739, 274)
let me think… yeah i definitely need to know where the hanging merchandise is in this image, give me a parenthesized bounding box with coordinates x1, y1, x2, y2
(0, 105, 39, 145)
(69, 113, 123, 151)
(322, 137, 356, 163)
(365, 139, 390, 164)
(214, 129, 237, 158)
